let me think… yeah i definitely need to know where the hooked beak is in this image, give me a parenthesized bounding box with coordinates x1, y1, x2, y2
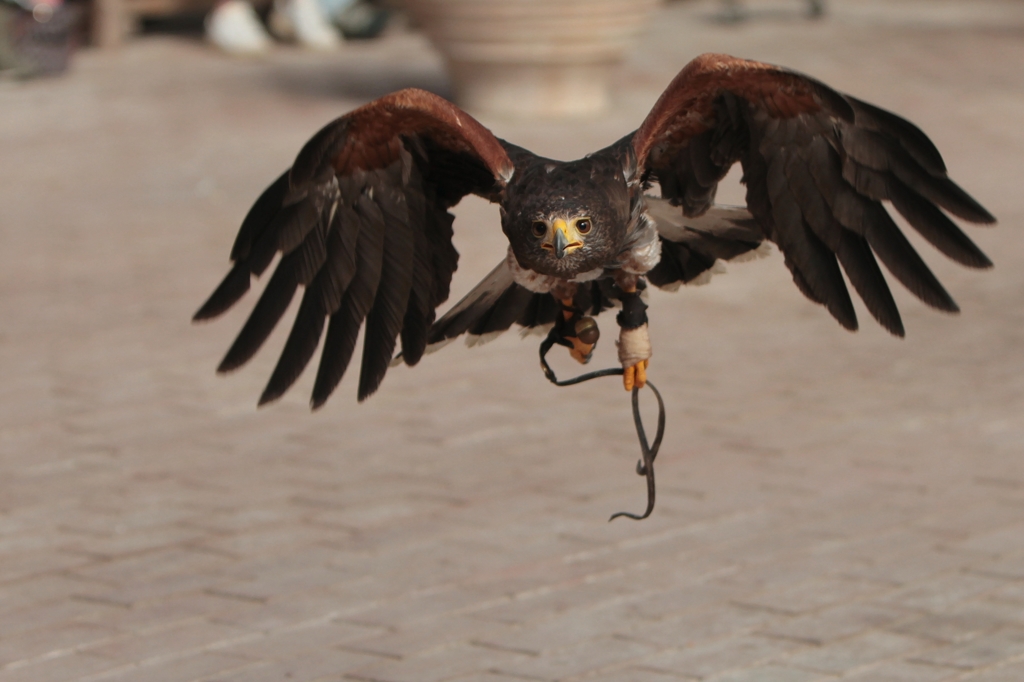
(545, 219, 583, 259)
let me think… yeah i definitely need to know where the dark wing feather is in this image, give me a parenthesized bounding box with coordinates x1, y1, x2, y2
(229, 171, 291, 262)
(396, 180, 436, 368)
(645, 201, 765, 289)
(260, 288, 326, 406)
(195, 89, 513, 406)
(633, 53, 995, 336)
(217, 252, 301, 373)
(358, 172, 416, 400)
(469, 285, 537, 336)
(419, 260, 617, 354)
(311, 192, 387, 406)
(427, 262, 515, 344)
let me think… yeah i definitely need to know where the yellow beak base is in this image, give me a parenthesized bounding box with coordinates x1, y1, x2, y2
(545, 219, 583, 259)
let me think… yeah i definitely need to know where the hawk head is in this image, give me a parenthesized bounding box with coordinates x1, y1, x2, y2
(501, 156, 631, 279)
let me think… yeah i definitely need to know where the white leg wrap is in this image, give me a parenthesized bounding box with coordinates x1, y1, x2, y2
(617, 323, 652, 368)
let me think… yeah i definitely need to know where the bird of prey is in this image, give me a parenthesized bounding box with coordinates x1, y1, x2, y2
(194, 53, 995, 408)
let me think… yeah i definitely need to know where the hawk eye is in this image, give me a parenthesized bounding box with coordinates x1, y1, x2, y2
(531, 221, 547, 238)
(575, 218, 592, 234)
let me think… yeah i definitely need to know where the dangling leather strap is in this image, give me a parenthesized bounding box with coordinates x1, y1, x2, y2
(538, 327, 666, 521)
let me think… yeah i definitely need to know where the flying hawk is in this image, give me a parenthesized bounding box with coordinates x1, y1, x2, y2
(194, 53, 995, 406)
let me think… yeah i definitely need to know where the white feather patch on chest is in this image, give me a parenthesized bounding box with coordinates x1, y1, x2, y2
(506, 249, 557, 293)
(506, 248, 603, 293)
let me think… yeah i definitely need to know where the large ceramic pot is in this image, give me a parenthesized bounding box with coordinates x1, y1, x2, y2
(408, 0, 661, 118)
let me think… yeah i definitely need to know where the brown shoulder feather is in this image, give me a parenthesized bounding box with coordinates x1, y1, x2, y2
(299, 88, 513, 190)
(633, 53, 853, 169)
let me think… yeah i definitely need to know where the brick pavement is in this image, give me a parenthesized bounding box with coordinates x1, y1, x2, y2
(1, 1, 1024, 680)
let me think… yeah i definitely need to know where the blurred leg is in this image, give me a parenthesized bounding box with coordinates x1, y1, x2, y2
(206, 0, 272, 55)
(721, 0, 746, 23)
(270, 0, 342, 50)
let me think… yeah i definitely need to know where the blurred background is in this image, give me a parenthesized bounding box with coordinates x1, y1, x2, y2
(2, 1, 1024, 681)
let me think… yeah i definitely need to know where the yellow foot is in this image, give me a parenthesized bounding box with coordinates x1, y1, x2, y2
(623, 359, 649, 391)
(568, 337, 595, 364)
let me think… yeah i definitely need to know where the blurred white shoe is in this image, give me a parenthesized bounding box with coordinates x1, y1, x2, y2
(206, 0, 272, 55)
(269, 0, 342, 50)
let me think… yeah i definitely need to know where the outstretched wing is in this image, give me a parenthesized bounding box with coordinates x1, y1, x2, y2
(632, 53, 996, 336)
(194, 89, 514, 406)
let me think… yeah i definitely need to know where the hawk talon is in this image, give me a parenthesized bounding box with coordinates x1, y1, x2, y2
(623, 359, 649, 392)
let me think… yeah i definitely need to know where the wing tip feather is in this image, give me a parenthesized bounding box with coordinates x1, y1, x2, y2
(357, 378, 381, 403)
(216, 353, 246, 375)
(193, 264, 251, 322)
(257, 386, 283, 407)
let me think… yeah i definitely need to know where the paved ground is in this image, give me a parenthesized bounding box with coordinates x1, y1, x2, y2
(2, 0, 1024, 680)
